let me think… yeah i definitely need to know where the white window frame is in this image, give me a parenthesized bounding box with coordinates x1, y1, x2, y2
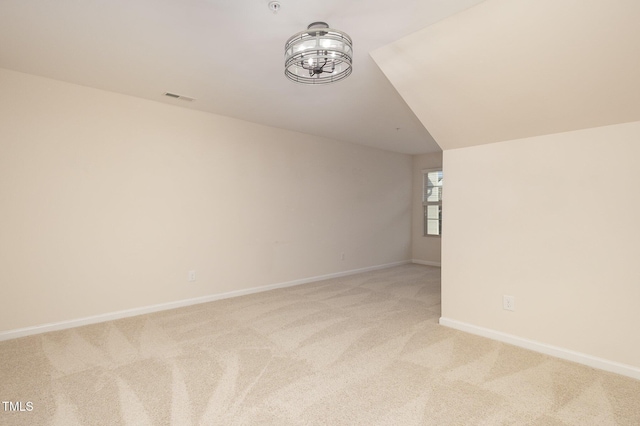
(422, 168, 442, 237)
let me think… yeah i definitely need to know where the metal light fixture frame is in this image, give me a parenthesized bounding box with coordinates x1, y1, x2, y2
(284, 22, 353, 85)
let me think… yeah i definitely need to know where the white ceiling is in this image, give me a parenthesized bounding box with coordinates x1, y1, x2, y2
(372, 0, 640, 150)
(0, 0, 486, 155)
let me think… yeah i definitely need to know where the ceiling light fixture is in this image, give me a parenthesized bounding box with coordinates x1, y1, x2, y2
(284, 22, 353, 85)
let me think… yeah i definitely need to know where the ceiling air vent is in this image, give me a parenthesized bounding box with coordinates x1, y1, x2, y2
(163, 92, 195, 102)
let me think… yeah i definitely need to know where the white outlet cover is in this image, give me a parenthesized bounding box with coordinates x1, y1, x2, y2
(503, 295, 515, 311)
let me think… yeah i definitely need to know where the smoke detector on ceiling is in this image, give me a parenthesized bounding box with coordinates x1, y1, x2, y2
(268, 1, 281, 13)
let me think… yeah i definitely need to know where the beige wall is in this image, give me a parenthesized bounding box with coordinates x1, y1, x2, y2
(412, 152, 443, 265)
(442, 121, 640, 368)
(0, 68, 412, 333)
(371, 0, 640, 151)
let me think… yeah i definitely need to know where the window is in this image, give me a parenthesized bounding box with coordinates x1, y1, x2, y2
(423, 169, 442, 236)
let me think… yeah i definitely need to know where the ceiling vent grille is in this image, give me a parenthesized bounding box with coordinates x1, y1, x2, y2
(163, 92, 195, 102)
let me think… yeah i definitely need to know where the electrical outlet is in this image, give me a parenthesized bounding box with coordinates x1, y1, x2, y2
(503, 295, 515, 311)
(188, 270, 196, 282)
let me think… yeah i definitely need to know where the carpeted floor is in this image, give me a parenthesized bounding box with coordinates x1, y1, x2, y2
(1, 264, 639, 425)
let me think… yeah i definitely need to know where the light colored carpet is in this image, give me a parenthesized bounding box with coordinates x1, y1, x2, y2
(1, 264, 639, 425)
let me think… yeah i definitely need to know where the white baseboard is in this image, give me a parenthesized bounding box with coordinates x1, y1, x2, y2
(0, 260, 410, 342)
(412, 259, 441, 267)
(439, 317, 640, 381)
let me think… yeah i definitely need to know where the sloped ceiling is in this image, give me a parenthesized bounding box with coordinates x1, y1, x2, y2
(0, 0, 488, 155)
(371, 0, 640, 150)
